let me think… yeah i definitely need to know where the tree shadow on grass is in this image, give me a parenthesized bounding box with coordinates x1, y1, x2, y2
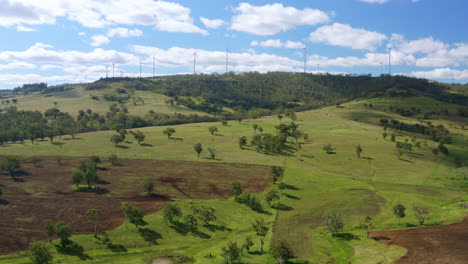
(399, 158, 415, 163)
(115, 145, 129, 149)
(97, 233, 127, 253)
(56, 240, 91, 260)
(76, 186, 110, 195)
(170, 137, 184, 141)
(360, 156, 374, 160)
(138, 228, 162, 244)
(281, 183, 300, 190)
(249, 251, 266, 256)
(0, 199, 9, 205)
(272, 203, 294, 211)
(334, 233, 360, 241)
(204, 223, 232, 232)
(170, 221, 211, 239)
(52, 142, 65, 146)
(140, 143, 153, 147)
(282, 193, 300, 200)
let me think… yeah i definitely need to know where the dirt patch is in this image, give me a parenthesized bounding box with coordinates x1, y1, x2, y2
(371, 216, 468, 264)
(152, 259, 174, 264)
(0, 157, 270, 254)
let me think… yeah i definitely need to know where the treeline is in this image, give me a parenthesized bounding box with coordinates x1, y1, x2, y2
(0, 106, 217, 144)
(380, 119, 450, 142)
(11, 83, 73, 95)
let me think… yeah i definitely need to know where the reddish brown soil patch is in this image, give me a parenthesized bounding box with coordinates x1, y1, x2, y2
(0, 157, 270, 254)
(371, 216, 468, 264)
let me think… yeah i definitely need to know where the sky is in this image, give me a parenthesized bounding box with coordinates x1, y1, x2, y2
(0, 0, 467, 89)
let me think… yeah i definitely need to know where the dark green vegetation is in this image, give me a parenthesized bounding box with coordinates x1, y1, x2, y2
(0, 73, 467, 264)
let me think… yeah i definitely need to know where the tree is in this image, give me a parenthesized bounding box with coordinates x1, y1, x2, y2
(28, 241, 52, 264)
(270, 166, 282, 184)
(193, 143, 203, 157)
(266, 190, 280, 207)
(413, 205, 430, 225)
(130, 130, 145, 145)
(80, 162, 99, 188)
(221, 241, 241, 264)
(391, 133, 396, 142)
(230, 182, 243, 197)
(252, 218, 269, 252)
(191, 205, 216, 225)
(208, 126, 218, 135)
(324, 211, 343, 236)
(393, 204, 406, 225)
(382, 132, 388, 140)
(221, 120, 228, 126)
(85, 208, 101, 238)
(54, 221, 72, 247)
(238, 136, 247, 149)
(71, 171, 82, 188)
(163, 127, 176, 139)
(121, 202, 144, 228)
(277, 114, 283, 122)
(355, 145, 363, 158)
(271, 240, 294, 264)
(90, 155, 101, 164)
(208, 147, 216, 159)
(143, 179, 155, 196)
(242, 236, 254, 255)
(184, 214, 197, 232)
(323, 144, 335, 154)
(394, 148, 404, 160)
(110, 134, 124, 146)
(0, 155, 21, 178)
(108, 154, 118, 166)
(163, 203, 182, 225)
(253, 124, 258, 133)
(360, 216, 374, 238)
(44, 220, 55, 243)
(237, 117, 243, 124)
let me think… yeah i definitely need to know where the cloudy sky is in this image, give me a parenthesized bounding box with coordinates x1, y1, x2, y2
(0, 0, 467, 89)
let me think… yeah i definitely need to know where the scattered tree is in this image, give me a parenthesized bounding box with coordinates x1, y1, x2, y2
(360, 216, 374, 238)
(0, 155, 21, 178)
(242, 236, 254, 255)
(413, 205, 430, 225)
(54, 221, 72, 247)
(184, 214, 197, 232)
(265, 190, 280, 207)
(393, 204, 406, 225)
(121, 202, 144, 228)
(163, 203, 182, 225)
(191, 205, 216, 225)
(270, 166, 282, 184)
(324, 211, 343, 236)
(221, 241, 241, 264)
(193, 143, 203, 157)
(252, 218, 269, 252)
(391, 133, 396, 142)
(221, 120, 228, 126)
(90, 155, 101, 164)
(208, 147, 216, 159)
(143, 179, 155, 196)
(44, 220, 55, 243)
(208, 126, 218, 135)
(277, 114, 283, 122)
(355, 145, 363, 158)
(110, 134, 124, 146)
(71, 171, 83, 188)
(85, 208, 101, 238)
(130, 130, 146, 145)
(253, 124, 258, 134)
(28, 241, 52, 264)
(108, 154, 119, 166)
(382, 132, 388, 140)
(163, 127, 176, 139)
(323, 144, 335, 154)
(238, 136, 247, 149)
(271, 240, 294, 264)
(230, 182, 243, 197)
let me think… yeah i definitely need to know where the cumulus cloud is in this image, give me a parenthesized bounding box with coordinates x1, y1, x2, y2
(90, 35, 110, 47)
(0, 0, 207, 35)
(16, 25, 37, 32)
(309, 23, 387, 51)
(408, 68, 468, 80)
(251, 39, 305, 49)
(0, 62, 37, 70)
(200, 17, 225, 29)
(107, 27, 143, 38)
(0, 74, 86, 89)
(230, 3, 330, 36)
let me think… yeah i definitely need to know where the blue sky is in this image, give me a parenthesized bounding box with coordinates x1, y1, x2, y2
(0, 0, 467, 88)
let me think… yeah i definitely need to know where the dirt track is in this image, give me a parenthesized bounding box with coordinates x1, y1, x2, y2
(371, 216, 468, 264)
(0, 157, 270, 254)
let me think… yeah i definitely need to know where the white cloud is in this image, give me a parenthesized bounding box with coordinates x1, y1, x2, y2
(408, 68, 468, 80)
(16, 25, 37, 32)
(0, 43, 139, 66)
(78, 32, 86, 36)
(0, 62, 37, 70)
(231, 3, 330, 36)
(0, 0, 207, 35)
(40, 64, 62, 70)
(251, 39, 305, 49)
(90, 35, 110, 47)
(0, 74, 86, 89)
(107, 27, 143, 38)
(200, 17, 225, 29)
(310, 23, 387, 51)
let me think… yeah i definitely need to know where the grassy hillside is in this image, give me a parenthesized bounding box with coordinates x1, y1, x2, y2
(0, 97, 466, 263)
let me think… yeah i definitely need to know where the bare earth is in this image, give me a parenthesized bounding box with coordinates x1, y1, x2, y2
(371, 216, 468, 264)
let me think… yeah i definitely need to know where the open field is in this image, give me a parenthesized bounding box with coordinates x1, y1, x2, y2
(0, 157, 270, 254)
(371, 216, 468, 264)
(0, 99, 467, 263)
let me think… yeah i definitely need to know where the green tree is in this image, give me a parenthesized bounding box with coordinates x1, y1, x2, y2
(90, 155, 102, 164)
(391, 133, 396, 142)
(242, 236, 254, 255)
(191, 205, 216, 225)
(28, 241, 52, 264)
(252, 218, 269, 252)
(80, 162, 99, 188)
(163, 203, 182, 225)
(108, 154, 119, 166)
(413, 205, 430, 225)
(208, 126, 218, 135)
(266, 190, 280, 207)
(85, 208, 101, 238)
(323, 144, 335, 154)
(324, 211, 343, 236)
(382, 132, 388, 140)
(277, 114, 283, 122)
(393, 204, 406, 225)
(121, 202, 144, 228)
(130, 130, 146, 145)
(270, 166, 282, 184)
(355, 145, 363, 158)
(71, 171, 82, 188)
(193, 143, 203, 157)
(163, 127, 176, 139)
(208, 147, 216, 159)
(252, 124, 258, 134)
(44, 220, 55, 243)
(238, 136, 247, 149)
(221, 241, 241, 264)
(360, 216, 374, 238)
(143, 179, 155, 196)
(184, 214, 197, 232)
(221, 120, 228, 126)
(271, 240, 294, 264)
(110, 134, 124, 146)
(0, 155, 21, 178)
(230, 182, 243, 197)
(54, 221, 72, 247)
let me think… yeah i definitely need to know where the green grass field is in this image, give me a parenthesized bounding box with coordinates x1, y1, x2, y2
(0, 98, 466, 263)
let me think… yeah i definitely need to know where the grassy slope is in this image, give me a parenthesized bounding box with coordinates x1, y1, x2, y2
(7, 85, 206, 116)
(0, 97, 466, 263)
